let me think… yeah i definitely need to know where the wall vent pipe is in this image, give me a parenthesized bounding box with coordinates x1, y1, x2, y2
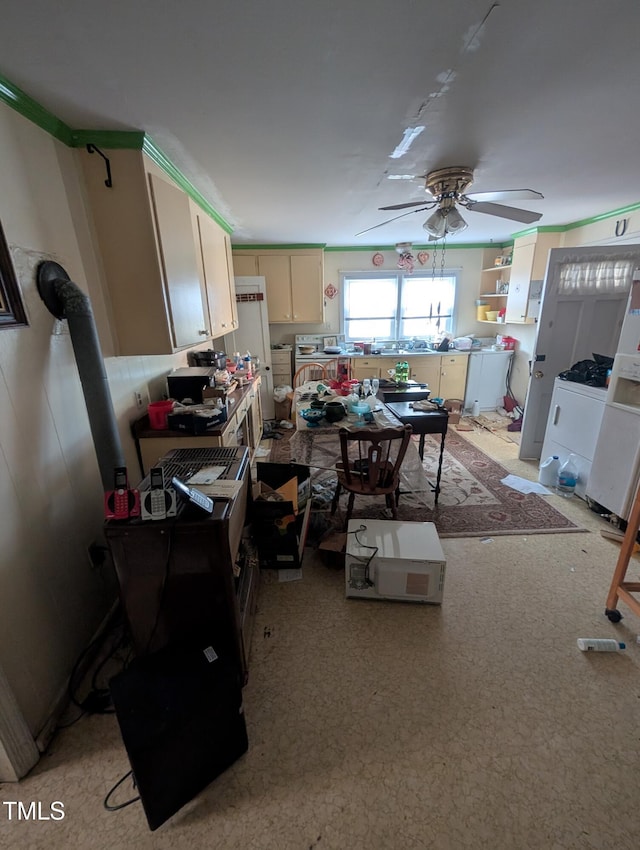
(36, 261, 124, 491)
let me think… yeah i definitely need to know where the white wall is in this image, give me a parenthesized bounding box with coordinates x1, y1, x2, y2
(0, 103, 189, 739)
(268, 246, 486, 345)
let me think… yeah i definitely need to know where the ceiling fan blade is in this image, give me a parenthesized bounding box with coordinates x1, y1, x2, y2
(354, 207, 431, 237)
(379, 200, 434, 211)
(464, 189, 544, 202)
(466, 201, 542, 224)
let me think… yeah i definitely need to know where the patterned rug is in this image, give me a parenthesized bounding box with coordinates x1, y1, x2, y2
(266, 429, 584, 538)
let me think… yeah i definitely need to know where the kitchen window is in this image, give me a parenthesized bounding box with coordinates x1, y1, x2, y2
(341, 270, 458, 341)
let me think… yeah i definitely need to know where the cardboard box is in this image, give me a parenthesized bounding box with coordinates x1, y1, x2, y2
(443, 398, 463, 425)
(251, 463, 311, 568)
(274, 398, 292, 421)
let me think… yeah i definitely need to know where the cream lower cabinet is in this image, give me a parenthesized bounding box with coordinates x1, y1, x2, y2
(193, 204, 238, 338)
(407, 357, 441, 390)
(407, 354, 468, 398)
(350, 358, 386, 380)
(80, 148, 211, 355)
(438, 354, 468, 399)
(232, 249, 324, 323)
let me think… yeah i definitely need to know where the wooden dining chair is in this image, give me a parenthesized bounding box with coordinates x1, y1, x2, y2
(292, 362, 328, 386)
(330, 424, 413, 527)
(323, 358, 351, 382)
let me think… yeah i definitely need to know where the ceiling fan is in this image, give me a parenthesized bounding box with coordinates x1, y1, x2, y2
(356, 166, 543, 239)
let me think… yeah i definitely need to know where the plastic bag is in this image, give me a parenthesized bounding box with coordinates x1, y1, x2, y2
(273, 385, 293, 402)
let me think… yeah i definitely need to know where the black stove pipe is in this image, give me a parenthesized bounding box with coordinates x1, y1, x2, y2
(37, 261, 124, 491)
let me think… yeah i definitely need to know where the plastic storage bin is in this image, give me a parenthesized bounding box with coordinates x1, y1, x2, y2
(147, 400, 174, 430)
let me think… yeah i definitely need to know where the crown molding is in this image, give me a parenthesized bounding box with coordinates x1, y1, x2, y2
(0, 72, 73, 145)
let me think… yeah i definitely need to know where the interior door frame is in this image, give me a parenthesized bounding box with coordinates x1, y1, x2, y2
(519, 244, 640, 459)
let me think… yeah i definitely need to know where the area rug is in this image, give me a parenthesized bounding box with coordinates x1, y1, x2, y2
(266, 429, 584, 538)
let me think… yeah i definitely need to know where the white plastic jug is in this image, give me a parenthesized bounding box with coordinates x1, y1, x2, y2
(538, 455, 560, 487)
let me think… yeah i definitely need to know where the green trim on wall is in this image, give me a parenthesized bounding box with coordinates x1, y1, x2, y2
(510, 225, 566, 239)
(142, 137, 233, 234)
(0, 72, 74, 145)
(323, 242, 511, 252)
(564, 201, 640, 231)
(232, 243, 326, 251)
(69, 130, 145, 149)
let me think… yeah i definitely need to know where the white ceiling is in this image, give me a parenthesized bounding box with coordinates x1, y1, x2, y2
(1, 0, 640, 247)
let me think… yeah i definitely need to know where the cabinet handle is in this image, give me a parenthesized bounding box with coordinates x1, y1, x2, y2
(293, 314, 298, 319)
(221, 323, 227, 328)
(285, 314, 290, 319)
(198, 329, 209, 336)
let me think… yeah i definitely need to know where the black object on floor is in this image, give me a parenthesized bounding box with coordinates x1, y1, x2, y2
(109, 640, 248, 831)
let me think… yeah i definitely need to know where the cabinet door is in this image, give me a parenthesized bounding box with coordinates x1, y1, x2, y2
(506, 242, 535, 323)
(196, 212, 236, 337)
(232, 255, 259, 276)
(224, 234, 239, 330)
(409, 358, 441, 393)
(351, 358, 382, 379)
(291, 255, 324, 322)
(258, 255, 292, 321)
(439, 355, 468, 399)
(149, 174, 208, 348)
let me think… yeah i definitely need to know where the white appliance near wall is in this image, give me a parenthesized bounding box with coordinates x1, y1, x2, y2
(463, 349, 513, 413)
(225, 276, 274, 420)
(587, 353, 640, 518)
(540, 378, 607, 499)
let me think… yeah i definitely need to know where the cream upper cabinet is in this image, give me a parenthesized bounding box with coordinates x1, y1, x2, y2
(506, 232, 561, 324)
(233, 249, 325, 323)
(232, 254, 259, 277)
(193, 205, 238, 337)
(290, 254, 324, 322)
(80, 149, 209, 354)
(257, 255, 292, 321)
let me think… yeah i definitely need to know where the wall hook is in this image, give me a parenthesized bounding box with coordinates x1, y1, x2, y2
(86, 144, 113, 188)
(615, 218, 628, 237)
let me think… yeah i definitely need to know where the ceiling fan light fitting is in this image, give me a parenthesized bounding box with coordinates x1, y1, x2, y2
(423, 210, 447, 238)
(444, 206, 468, 234)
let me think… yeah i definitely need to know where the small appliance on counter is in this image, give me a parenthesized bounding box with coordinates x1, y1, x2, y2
(188, 349, 227, 369)
(167, 367, 216, 404)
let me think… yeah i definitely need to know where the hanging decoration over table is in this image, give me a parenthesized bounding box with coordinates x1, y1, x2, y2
(324, 283, 338, 300)
(395, 242, 415, 274)
(372, 252, 384, 267)
(417, 251, 429, 266)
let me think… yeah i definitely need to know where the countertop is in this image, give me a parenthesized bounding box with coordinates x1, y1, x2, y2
(347, 349, 470, 357)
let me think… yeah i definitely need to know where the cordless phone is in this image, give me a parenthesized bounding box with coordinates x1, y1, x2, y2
(141, 466, 178, 521)
(171, 476, 214, 515)
(104, 466, 141, 520)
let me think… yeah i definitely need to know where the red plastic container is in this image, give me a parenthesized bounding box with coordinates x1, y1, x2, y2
(148, 400, 174, 430)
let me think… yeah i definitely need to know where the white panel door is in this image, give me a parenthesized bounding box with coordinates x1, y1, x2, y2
(519, 245, 640, 459)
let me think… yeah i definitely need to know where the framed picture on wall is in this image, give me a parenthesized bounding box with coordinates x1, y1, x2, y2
(0, 221, 28, 329)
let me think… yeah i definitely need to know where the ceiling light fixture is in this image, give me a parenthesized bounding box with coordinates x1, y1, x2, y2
(422, 206, 468, 237)
(389, 126, 425, 159)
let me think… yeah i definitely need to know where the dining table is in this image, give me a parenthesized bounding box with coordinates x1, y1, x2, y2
(289, 388, 445, 508)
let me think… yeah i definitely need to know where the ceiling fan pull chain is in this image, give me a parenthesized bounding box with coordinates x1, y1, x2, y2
(441, 234, 447, 278)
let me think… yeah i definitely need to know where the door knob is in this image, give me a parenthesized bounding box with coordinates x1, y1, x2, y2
(534, 370, 544, 378)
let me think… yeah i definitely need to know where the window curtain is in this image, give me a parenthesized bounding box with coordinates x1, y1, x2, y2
(557, 256, 635, 294)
